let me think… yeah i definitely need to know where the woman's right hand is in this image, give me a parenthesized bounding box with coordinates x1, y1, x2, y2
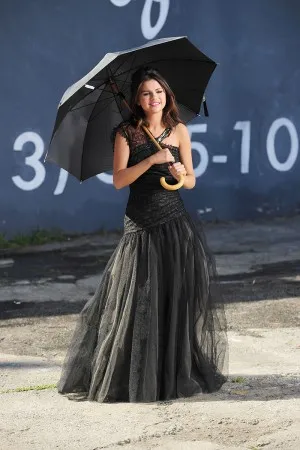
(149, 148, 175, 165)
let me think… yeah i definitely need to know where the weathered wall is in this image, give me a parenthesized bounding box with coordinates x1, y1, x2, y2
(1, 0, 300, 235)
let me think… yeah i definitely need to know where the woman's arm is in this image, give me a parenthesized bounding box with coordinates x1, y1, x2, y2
(113, 128, 178, 189)
(113, 131, 153, 189)
(168, 123, 196, 189)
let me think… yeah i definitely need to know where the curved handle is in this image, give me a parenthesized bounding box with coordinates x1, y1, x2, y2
(160, 174, 185, 191)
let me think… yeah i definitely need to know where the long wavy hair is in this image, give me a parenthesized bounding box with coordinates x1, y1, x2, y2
(130, 67, 182, 129)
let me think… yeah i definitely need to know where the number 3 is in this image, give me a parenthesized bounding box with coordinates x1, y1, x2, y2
(12, 132, 46, 191)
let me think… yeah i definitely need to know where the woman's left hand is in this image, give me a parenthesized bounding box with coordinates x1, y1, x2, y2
(168, 162, 187, 181)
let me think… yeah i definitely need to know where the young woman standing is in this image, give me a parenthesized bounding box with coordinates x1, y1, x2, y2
(58, 67, 228, 403)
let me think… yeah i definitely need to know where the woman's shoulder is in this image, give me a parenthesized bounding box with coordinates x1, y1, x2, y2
(111, 120, 132, 145)
(113, 119, 138, 137)
(168, 122, 190, 150)
(174, 122, 190, 141)
(115, 119, 130, 134)
(174, 122, 188, 133)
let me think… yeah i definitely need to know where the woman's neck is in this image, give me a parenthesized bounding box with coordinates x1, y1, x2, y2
(145, 113, 164, 132)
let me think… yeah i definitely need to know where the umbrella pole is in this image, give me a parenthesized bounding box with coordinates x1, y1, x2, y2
(109, 79, 184, 191)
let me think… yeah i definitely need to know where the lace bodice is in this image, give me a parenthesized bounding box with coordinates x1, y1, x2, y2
(113, 121, 186, 231)
(114, 121, 181, 187)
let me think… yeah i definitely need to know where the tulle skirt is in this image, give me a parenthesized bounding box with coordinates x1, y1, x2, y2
(57, 212, 228, 402)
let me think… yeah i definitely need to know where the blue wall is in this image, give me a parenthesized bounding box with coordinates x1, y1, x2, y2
(1, 0, 300, 236)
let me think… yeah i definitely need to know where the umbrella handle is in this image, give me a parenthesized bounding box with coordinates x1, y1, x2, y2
(160, 174, 185, 190)
(141, 125, 184, 191)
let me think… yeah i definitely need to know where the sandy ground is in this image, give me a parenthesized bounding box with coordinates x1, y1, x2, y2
(0, 216, 300, 449)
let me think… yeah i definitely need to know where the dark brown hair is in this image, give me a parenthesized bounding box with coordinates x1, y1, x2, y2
(130, 67, 182, 129)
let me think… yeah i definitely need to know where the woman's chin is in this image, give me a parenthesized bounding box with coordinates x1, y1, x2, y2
(145, 108, 163, 116)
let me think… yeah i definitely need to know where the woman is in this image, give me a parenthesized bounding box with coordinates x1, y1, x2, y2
(58, 67, 228, 403)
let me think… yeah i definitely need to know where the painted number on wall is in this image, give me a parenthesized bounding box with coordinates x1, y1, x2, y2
(12, 118, 299, 194)
(12, 132, 46, 191)
(110, 0, 170, 39)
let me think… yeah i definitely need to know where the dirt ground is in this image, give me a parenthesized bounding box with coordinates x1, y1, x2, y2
(0, 216, 300, 449)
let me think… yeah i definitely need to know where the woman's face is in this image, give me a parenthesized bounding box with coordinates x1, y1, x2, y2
(137, 79, 166, 116)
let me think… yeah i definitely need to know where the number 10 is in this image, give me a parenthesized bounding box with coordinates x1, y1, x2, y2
(234, 118, 298, 174)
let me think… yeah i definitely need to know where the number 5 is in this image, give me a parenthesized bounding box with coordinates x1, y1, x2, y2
(187, 124, 209, 177)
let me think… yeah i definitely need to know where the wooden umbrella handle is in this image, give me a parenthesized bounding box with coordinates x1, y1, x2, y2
(160, 174, 185, 190)
(141, 125, 185, 191)
(160, 175, 184, 191)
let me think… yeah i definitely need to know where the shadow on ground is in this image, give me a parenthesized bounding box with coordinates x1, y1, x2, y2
(1, 364, 298, 403)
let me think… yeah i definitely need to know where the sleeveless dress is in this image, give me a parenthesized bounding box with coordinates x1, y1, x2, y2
(57, 122, 228, 403)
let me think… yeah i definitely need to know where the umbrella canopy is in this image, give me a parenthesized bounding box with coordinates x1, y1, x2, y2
(45, 36, 217, 181)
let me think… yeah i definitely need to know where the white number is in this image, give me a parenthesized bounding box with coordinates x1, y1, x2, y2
(141, 0, 170, 39)
(234, 121, 251, 174)
(267, 118, 298, 171)
(54, 169, 69, 195)
(187, 124, 209, 177)
(96, 172, 113, 184)
(12, 132, 46, 191)
(110, 0, 169, 39)
(110, 0, 131, 6)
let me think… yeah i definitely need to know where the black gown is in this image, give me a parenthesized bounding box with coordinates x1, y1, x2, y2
(57, 122, 228, 402)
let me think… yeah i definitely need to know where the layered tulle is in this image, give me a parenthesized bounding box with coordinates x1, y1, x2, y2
(57, 212, 228, 402)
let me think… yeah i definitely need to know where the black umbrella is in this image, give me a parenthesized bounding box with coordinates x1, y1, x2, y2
(45, 36, 217, 184)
